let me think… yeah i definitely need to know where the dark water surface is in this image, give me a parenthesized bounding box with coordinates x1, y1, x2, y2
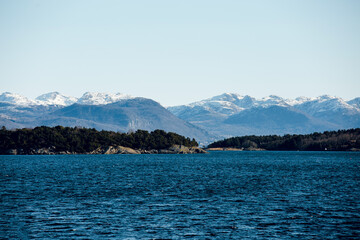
(1, 151, 360, 239)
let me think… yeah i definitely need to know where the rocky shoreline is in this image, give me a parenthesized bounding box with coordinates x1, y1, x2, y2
(4, 144, 207, 155)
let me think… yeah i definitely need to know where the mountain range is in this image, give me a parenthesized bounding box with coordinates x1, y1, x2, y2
(1, 92, 359, 144)
(0, 92, 212, 144)
(168, 93, 360, 138)
(0, 91, 133, 106)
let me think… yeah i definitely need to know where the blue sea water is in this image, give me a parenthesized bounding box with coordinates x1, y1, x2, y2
(0, 151, 359, 239)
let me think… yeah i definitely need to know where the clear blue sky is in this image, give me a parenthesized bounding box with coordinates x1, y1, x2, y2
(1, 0, 359, 106)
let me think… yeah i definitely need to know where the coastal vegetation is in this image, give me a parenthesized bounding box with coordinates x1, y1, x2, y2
(207, 128, 360, 151)
(0, 126, 199, 154)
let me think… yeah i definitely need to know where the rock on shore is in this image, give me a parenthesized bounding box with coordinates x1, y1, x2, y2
(159, 145, 207, 154)
(90, 146, 141, 154)
(4, 145, 207, 155)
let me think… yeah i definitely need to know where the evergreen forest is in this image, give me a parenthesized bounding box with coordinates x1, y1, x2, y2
(207, 128, 360, 151)
(0, 126, 198, 154)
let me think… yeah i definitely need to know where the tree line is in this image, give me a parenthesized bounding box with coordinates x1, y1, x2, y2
(207, 128, 360, 151)
(0, 126, 198, 154)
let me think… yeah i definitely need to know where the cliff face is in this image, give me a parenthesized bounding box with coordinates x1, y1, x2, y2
(4, 145, 207, 155)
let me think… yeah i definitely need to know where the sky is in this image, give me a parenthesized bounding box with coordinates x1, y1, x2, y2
(0, 0, 359, 106)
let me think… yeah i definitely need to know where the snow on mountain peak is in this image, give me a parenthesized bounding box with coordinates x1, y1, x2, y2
(0, 92, 35, 105)
(77, 92, 133, 105)
(0, 91, 134, 106)
(257, 95, 289, 107)
(295, 96, 314, 102)
(35, 92, 78, 106)
(266, 95, 282, 100)
(348, 97, 360, 108)
(169, 93, 360, 120)
(172, 93, 258, 116)
(295, 95, 358, 114)
(210, 93, 244, 102)
(317, 95, 338, 102)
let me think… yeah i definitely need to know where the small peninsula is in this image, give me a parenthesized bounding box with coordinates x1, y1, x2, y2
(0, 126, 206, 155)
(207, 128, 360, 151)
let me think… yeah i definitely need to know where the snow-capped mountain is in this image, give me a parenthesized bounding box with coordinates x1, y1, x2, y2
(168, 93, 322, 118)
(169, 93, 359, 116)
(0, 92, 214, 144)
(77, 92, 133, 105)
(1, 91, 359, 141)
(0, 92, 134, 106)
(0, 92, 36, 105)
(256, 95, 291, 107)
(348, 97, 360, 108)
(168, 93, 360, 138)
(35, 92, 78, 106)
(294, 95, 359, 115)
(169, 93, 255, 117)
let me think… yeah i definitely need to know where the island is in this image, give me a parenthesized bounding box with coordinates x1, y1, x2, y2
(0, 126, 206, 155)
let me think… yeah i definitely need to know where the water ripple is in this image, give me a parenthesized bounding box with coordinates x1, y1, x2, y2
(0, 152, 359, 239)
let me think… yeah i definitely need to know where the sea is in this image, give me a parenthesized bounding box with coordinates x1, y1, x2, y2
(1, 151, 359, 239)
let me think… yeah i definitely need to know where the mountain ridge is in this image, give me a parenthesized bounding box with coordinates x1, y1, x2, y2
(0, 95, 215, 144)
(0, 92, 134, 106)
(1, 91, 359, 110)
(1, 91, 359, 143)
(167, 93, 360, 138)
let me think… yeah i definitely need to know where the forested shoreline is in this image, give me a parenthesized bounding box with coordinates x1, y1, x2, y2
(207, 129, 360, 151)
(0, 126, 199, 155)
(1, 126, 359, 154)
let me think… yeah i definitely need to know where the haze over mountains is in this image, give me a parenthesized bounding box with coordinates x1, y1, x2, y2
(1, 92, 359, 144)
